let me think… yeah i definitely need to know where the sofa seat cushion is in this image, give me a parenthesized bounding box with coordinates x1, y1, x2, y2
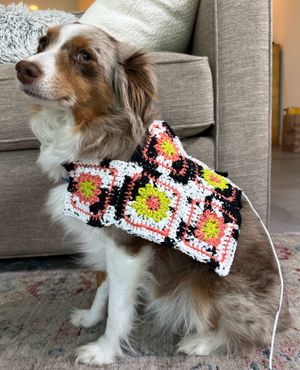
(0, 149, 72, 258)
(0, 64, 35, 151)
(0, 53, 213, 150)
(181, 135, 215, 168)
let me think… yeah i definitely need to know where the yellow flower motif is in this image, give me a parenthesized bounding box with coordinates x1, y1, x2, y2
(80, 180, 96, 198)
(162, 140, 176, 157)
(195, 210, 226, 247)
(154, 134, 180, 161)
(202, 169, 229, 190)
(202, 218, 220, 239)
(76, 173, 101, 204)
(132, 184, 170, 222)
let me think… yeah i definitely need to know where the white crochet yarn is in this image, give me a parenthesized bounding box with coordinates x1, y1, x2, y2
(0, 3, 75, 64)
(64, 121, 242, 277)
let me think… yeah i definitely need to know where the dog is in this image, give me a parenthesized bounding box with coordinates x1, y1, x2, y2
(16, 23, 290, 366)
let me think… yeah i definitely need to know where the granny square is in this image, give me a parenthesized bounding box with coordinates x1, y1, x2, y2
(120, 173, 182, 243)
(64, 163, 119, 226)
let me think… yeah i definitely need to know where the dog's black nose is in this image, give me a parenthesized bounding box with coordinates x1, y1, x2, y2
(15, 60, 42, 84)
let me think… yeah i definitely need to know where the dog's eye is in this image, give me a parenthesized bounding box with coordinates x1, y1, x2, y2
(37, 36, 49, 53)
(77, 50, 93, 63)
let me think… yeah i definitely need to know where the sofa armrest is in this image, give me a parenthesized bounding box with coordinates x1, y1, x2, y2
(191, 0, 272, 224)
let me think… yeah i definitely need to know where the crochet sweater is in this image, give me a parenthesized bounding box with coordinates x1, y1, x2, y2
(64, 121, 242, 276)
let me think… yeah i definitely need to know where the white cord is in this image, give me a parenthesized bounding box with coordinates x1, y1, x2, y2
(242, 192, 284, 370)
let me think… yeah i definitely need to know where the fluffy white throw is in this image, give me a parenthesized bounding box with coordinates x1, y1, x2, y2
(0, 3, 75, 64)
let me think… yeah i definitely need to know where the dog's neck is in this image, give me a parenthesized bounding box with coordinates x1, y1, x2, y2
(30, 107, 145, 183)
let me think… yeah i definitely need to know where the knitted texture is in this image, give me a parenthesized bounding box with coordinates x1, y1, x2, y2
(64, 121, 242, 276)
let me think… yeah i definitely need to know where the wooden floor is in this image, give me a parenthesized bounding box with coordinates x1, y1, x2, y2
(269, 146, 300, 232)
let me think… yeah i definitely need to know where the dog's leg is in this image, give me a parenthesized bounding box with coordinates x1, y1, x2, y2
(75, 244, 151, 366)
(70, 273, 108, 328)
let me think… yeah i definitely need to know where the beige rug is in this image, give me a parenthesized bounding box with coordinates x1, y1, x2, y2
(0, 233, 299, 370)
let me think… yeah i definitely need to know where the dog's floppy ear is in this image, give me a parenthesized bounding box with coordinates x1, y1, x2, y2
(114, 44, 157, 138)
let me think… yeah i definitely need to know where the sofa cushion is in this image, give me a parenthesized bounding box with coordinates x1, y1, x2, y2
(181, 135, 215, 168)
(0, 149, 72, 258)
(152, 53, 214, 138)
(0, 53, 213, 151)
(80, 0, 199, 53)
(0, 64, 36, 151)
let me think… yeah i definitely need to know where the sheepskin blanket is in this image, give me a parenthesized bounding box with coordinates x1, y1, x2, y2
(0, 3, 75, 64)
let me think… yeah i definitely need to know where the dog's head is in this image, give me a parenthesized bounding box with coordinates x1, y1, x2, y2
(16, 23, 157, 159)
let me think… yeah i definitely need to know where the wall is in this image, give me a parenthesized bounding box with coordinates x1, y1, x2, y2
(273, 0, 300, 110)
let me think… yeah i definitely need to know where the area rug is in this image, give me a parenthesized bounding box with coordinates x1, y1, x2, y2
(0, 233, 299, 370)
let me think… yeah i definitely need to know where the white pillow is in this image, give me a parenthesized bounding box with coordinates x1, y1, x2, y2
(80, 0, 199, 52)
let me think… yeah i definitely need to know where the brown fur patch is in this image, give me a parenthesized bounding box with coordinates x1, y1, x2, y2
(106, 227, 151, 256)
(123, 50, 157, 125)
(47, 26, 60, 44)
(54, 34, 114, 127)
(122, 237, 150, 255)
(72, 84, 113, 130)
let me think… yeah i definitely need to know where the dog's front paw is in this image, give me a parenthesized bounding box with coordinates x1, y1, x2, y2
(70, 308, 104, 328)
(177, 335, 211, 356)
(75, 339, 115, 366)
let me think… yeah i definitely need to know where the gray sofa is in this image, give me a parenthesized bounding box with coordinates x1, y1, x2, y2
(0, 0, 271, 258)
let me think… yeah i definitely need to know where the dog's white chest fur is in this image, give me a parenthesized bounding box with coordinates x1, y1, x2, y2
(30, 108, 82, 182)
(30, 107, 109, 269)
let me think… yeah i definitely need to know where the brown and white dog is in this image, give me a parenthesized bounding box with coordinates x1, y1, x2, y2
(16, 23, 290, 366)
